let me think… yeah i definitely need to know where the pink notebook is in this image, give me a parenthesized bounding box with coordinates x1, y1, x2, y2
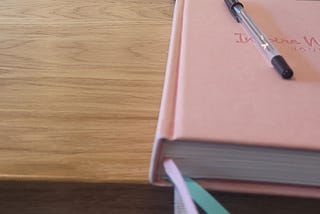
(150, 0, 320, 198)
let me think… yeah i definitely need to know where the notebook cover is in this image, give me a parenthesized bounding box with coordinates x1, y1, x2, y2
(150, 0, 320, 198)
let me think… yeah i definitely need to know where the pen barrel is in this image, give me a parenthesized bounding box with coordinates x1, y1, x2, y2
(233, 5, 280, 61)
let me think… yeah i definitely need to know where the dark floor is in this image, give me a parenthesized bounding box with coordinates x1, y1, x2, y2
(0, 180, 319, 214)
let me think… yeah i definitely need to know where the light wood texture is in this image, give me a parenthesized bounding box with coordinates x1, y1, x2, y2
(0, 0, 174, 183)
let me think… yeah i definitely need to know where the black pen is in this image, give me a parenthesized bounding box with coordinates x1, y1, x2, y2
(225, 0, 294, 79)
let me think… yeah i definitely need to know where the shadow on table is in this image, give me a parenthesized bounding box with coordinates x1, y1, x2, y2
(0, 180, 318, 214)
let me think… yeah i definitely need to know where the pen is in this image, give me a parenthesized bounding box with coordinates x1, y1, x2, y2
(224, 0, 294, 79)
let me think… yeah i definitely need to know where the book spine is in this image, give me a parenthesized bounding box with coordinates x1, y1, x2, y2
(149, 0, 186, 184)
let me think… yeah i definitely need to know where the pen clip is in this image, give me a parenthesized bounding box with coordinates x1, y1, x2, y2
(224, 0, 244, 22)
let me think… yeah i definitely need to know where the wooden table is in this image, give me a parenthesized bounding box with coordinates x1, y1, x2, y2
(0, 0, 319, 213)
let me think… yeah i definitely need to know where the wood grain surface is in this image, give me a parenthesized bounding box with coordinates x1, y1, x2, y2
(0, 0, 173, 182)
